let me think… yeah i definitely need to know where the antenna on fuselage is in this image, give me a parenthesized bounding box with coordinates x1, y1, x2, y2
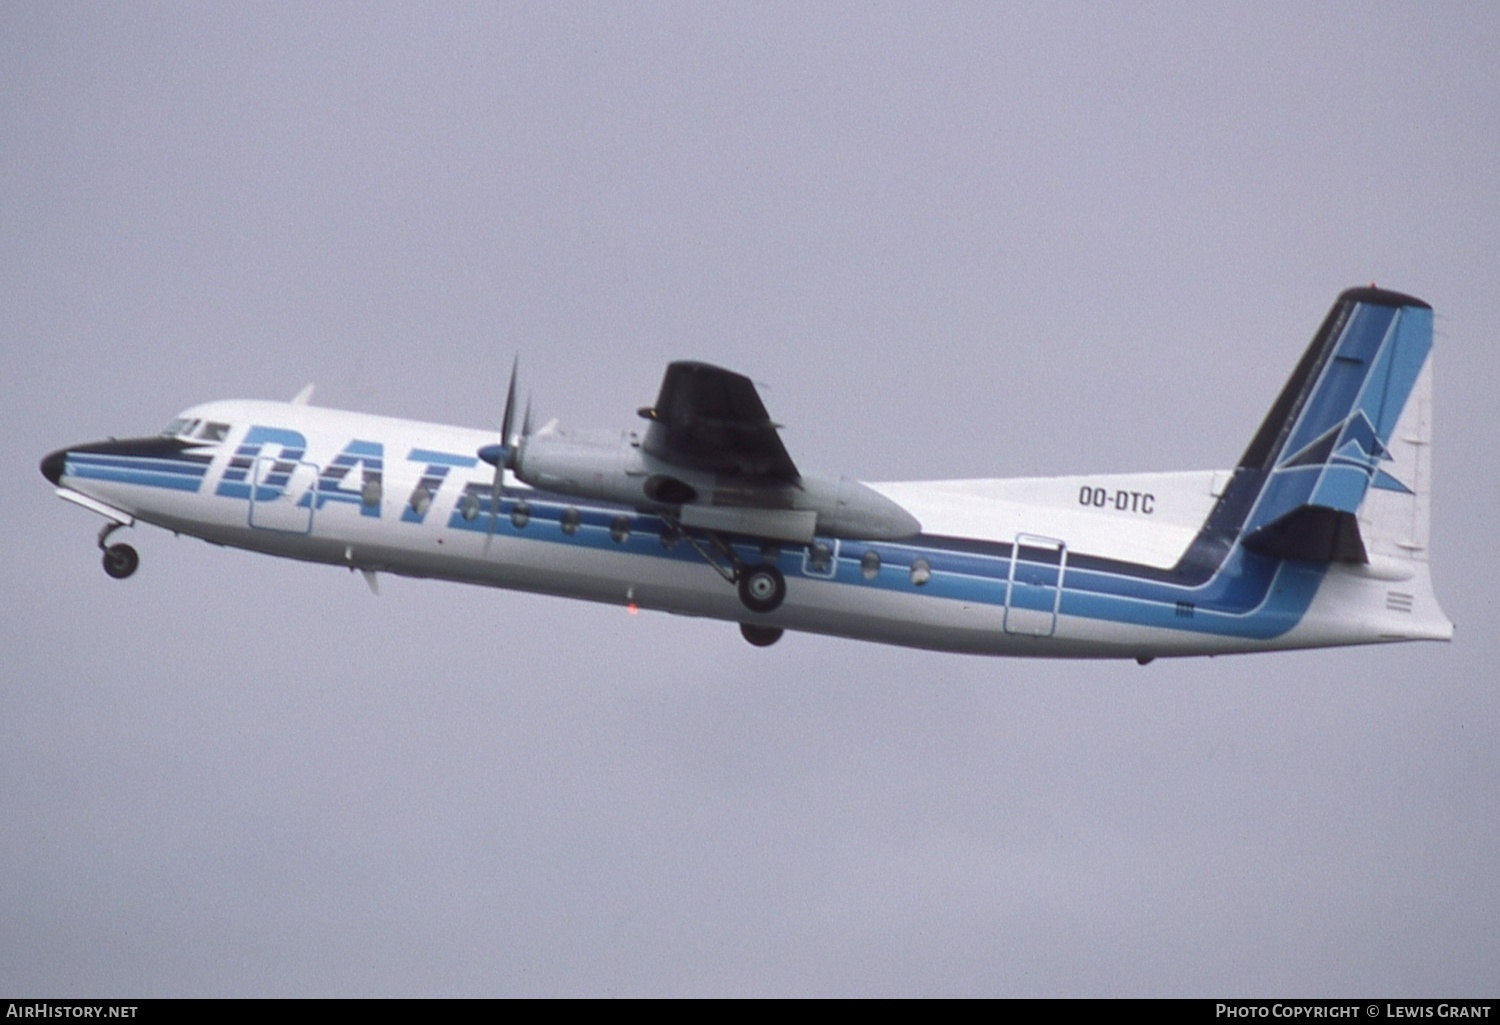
(290, 383, 316, 406)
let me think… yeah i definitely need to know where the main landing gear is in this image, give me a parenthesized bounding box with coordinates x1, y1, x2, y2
(98, 522, 138, 579)
(739, 623, 784, 647)
(665, 517, 787, 616)
(737, 562, 786, 613)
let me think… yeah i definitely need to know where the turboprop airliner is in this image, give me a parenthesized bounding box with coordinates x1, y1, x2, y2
(40, 286, 1452, 659)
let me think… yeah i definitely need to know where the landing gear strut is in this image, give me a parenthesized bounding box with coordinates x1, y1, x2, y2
(666, 517, 788, 614)
(98, 522, 138, 580)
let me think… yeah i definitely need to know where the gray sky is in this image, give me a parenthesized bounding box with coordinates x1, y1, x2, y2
(3, 2, 1497, 997)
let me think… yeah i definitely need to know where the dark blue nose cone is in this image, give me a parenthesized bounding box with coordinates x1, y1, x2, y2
(40, 448, 67, 485)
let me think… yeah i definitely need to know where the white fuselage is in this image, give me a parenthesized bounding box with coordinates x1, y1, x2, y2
(45, 397, 1452, 659)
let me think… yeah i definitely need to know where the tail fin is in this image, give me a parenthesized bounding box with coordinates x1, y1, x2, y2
(1217, 286, 1452, 645)
(1234, 287, 1435, 565)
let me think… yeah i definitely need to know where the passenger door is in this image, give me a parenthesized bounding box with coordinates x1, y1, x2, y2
(1004, 534, 1066, 637)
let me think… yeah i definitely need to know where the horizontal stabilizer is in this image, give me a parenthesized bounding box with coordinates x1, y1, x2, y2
(1242, 506, 1366, 563)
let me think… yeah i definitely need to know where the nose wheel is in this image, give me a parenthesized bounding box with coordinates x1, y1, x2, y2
(97, 522, 139, 579)
(102, 543, 139, 579)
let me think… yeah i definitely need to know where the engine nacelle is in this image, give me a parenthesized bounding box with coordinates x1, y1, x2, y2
(512, 428, 678, 507)
(800, 475, 923, 541)
(512, 428, 920, 542)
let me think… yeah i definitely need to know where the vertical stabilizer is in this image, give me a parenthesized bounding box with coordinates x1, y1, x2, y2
(1230, 287, 1453, 644)
(1236, 288, 1434, 563)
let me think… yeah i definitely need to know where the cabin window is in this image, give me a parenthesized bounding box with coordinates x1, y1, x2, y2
(361, 479, 382, 508)
(860, 550, 881, 580)
(910, 558, 931, 586)
(409, 486, 433, 516)
(561, 507, 581, 535)
(610, 515, 631, 543)
(511, 500, 531, 528)
(459, 493, 480, 521)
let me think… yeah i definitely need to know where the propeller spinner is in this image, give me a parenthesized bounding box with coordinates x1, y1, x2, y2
(476, 358, 531, 550)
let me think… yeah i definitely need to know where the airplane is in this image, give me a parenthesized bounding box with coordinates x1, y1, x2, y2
(40, 285, 1453, 661)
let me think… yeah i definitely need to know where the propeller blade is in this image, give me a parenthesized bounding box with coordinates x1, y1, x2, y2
(501, 355, 519, 450)
(484, 356, 520, 554)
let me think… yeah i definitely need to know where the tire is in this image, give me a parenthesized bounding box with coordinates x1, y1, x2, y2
(102, 543, 139, 579)
(739, 623, 784, 647)
(737, 563, 785, 613)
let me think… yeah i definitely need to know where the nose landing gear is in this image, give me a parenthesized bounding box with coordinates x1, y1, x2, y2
(98, 522, 139, 579)
(103, 544, 139, 579)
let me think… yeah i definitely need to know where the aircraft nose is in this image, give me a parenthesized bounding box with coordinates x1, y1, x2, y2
(40, 447, 68, 485)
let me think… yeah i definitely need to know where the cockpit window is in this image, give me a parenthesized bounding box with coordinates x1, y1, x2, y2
(159, 418, 229, 441)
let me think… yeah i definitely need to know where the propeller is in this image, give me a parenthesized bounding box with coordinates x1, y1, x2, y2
(476, 358, 531, 551)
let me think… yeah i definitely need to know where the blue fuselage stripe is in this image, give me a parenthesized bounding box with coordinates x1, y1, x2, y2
(442, 491, 1321, 640)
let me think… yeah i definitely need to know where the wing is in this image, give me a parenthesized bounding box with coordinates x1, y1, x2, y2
(637, 361, 800, 482)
